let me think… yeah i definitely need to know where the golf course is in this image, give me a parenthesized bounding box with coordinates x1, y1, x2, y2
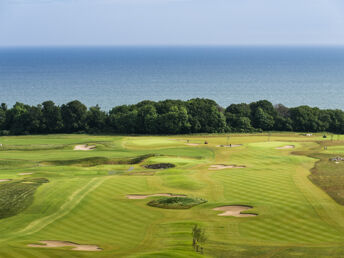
(1, 133, 344, 257)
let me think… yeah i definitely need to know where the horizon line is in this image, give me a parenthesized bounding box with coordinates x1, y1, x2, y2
(2, 44, 344, 48)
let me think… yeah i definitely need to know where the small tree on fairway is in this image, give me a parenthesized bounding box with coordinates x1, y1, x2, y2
(192, 225, 207, 254)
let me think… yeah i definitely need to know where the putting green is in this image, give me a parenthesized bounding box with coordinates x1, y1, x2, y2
(0, 134, 344, 257)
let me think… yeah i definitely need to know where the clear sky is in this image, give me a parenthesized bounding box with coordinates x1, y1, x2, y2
(1, 0, 344, 46)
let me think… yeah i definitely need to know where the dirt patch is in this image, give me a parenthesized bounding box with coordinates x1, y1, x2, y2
(186, 143, 199, 146)
(127, 193, 186, 199)
(144, 163, 175, 169)
(0, 179, 11, 182)
(276, 145, 295, 149)
(28, 241, 102, 252)
(74, 145, 96, 151)
(213, 205, 257, 217)
(216, 144, 242, 148)
(19, 173, 33, 176)
(209, 164, 245, 170)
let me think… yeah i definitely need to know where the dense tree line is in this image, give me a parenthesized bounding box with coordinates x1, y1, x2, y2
(0, 98, 344, 135)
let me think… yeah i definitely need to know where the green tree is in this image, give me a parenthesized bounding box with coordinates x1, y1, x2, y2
(236, 117, 254, 132)
(225, 103, 251, 117)
(252, 107, 274, 130)
(225, 103, 252, 131)
(157, 106, 190, 134)
(0, 103, 7, 131)
(187, 98, 226, 133)
(6, 102, 31, 134)
(61, 100, 87, 133)
(42, 101, 63, 133)
(250, 100, 276, 118)
(137, 105, 158, 134)
(289, 106, 322, 132)
(86, 105, 107, 133)
(109, 105, 138, 133)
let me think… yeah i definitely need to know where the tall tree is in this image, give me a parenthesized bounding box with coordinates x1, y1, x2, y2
(157, 106, 190, 134)
(42, 101, 63, 133)
(86, 105, 107, 133)
(61, 100, 87, 133)
(252, 107, 274, 130)
(187, 98, 226, 133)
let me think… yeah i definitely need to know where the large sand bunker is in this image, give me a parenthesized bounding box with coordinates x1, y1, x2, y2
(213, 206, 257, 217)
(127, 193, 186, 199)
(28, 241, 102, 252)
(276, 145, 295, 149)
(74, 145, 96, 151)
(0, 179, 11, 182)
(186, 143, 199, 146)
(209, 164, 245, 170)
(216, 144, 242, 148)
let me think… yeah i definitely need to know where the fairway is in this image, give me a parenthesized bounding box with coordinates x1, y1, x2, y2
(1, 133, 344, 257)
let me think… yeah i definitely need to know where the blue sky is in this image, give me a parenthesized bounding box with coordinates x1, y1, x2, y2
(1, 0, 344, 46)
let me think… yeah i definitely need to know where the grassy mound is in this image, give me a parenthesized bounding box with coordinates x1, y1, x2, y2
(147, 197, 206, 209)
(0, 178, 49, 219)
(144, 163, 175, 169)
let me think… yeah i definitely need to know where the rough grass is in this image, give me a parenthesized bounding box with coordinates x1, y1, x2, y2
(0, 178, 49, 219)
(147, 197, 207, 209)
(303, 141, 344, 205)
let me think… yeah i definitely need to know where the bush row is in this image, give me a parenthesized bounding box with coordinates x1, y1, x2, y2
(0, 98, 343, 135)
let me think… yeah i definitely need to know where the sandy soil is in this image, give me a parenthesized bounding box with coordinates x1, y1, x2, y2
(209, 164, 245, 170)
(0, 179, 11, 182)
(276, 145, 295, 149)
(213, 205, 257, 217)
(216, 144, 242, 148)
(19, 173, 33, 176)
(28, 241, 102, 252)
(74, 145, 96, 151)
(127, 193, 186, 199)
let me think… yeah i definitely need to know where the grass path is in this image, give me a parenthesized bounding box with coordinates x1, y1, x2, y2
(6, 177, 107, 241)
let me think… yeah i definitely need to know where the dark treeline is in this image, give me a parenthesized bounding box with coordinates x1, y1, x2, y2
(0, 99, 344, 135)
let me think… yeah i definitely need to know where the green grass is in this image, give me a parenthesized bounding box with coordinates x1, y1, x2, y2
(0, 134, 344, 257)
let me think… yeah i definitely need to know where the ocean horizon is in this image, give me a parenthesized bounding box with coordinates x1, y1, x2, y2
(1, 46, 344, 110)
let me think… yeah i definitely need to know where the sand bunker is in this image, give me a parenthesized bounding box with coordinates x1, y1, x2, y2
(74, 145, 96, 151)
(127, 193, 186, 199)
(186, 143, 199, 146)
(0, 179, 11, 182)
(209, 164, 245, 170)
(19, 173, 33, 176)
(276, 145, 295, 149)
(28, 241, 102, 252)
(213, 206, 257, 217)
(216, 144, 242, 148)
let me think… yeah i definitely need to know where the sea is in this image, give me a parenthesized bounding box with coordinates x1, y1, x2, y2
(1, 46, 344, 110)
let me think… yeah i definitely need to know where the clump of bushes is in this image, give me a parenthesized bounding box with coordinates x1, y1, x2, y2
(144, 163, 175, 169)
(147, 197, 207, 209)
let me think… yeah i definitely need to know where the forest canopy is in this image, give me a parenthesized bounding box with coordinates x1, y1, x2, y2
(0, 99, 343, 135)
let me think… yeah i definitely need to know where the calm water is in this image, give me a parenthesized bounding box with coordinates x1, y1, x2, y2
(1, 46, 344, 110)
